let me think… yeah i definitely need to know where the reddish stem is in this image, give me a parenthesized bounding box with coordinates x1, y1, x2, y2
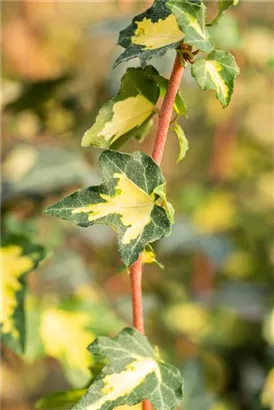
(152, 53, 185, 165)
(129, 51, 185, 410)
(129, 256, 144, 333)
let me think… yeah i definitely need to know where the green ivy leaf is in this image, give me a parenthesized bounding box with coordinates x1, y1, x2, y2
(191, 50, 239, 108)
(1, 234, 46, 354)
(207, 0, 239, 27)
(166, 0, 214, 53)
(72, 327, 184, 410)
(114, 0, 184, 67)
(82, 67, 159, 149)
(44, 150, 172, 266)
(173, 122, 189, 162)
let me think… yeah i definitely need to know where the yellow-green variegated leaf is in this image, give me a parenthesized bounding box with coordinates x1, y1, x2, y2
(1, 235, 46, 353)
(82, 67, 159, 149)
(173, 122, 189, 163)
(114, 0, 184, 67)
(72, 327, 184, 410)
(207, 0, 239, 27)
(44, 150, 172, 266)
(191, 50, 240, 108)
(166, 0, 214, 53)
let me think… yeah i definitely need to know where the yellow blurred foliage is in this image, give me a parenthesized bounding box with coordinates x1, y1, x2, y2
(40, 308, 94, 381)
(164, 303, 210, 342)
(261, 369, 274, 410)
(193, 192, 237, 233)
(223, 251, 252, 278)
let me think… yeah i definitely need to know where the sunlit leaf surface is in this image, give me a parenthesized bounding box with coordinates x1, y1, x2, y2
(44, 150, 172, 266)
(72, 327, 184, 410)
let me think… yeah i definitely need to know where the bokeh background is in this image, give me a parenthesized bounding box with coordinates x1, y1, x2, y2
(1, 1, 274, 410)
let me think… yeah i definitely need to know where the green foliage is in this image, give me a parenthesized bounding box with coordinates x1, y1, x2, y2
(1, 0, 247, 409)
(44, 150, 172, 266)
(36, 389, 85, 410)
(72, 328, 184, 410)
(82, 66, 159, 149)
(207, 0, 239, 27)
(166, 0, 213, 52)
(191, 50, 239, 107)
(114, 0, 184, 67)
(172, 122, 189, 162)
(1, 234, 46, 354)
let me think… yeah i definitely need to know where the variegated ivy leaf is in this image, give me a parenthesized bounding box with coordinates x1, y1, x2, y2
(72, 327, 184, 410)
(37, 390, 143, 410)
(207, 0, 239, 27)
(1, 234, 46, 353)
(44, 150, 172, 266)
(191, 50, 239, 108)
(114, 0, 184, 67)
(172, 122, 189, 163)
(82, 66, 159, 149)
(166, 0, 214, 53)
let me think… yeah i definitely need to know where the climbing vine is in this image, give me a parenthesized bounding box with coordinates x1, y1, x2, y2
(1, 1, 239, 409)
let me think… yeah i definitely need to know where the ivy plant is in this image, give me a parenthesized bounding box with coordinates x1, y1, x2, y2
(1, 1, 240, 409)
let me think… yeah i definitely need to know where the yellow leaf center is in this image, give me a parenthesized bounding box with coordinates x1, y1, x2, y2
(72, 173, 155, 245)
(132, 14, 183, 49)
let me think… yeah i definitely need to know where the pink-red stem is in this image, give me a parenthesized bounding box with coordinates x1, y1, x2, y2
(129, 52, 185, 410)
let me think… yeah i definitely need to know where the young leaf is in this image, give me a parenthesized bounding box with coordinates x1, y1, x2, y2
(166, 0, 214, 53)
(114, 0, 184, 67)
(72, 327, 184, 410)
(82, 67, 159, 149)
(207, 0, 239, 27)
(153, 74, 187, 117)
(1, 234, 46, 354)
(191, 50, 240, 108)
(44, 150, 172, 266)
(173, 122, 189, 162)
(142, 245, 164, 270)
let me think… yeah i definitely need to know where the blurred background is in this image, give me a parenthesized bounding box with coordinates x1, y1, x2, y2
(1, 1, 274, 410)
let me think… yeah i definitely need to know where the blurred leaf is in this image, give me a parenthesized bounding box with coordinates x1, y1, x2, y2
(40, 308, 95, 387)
(191, 50, 239, 108)
(82, 67, 159, 149)
(164, 303, 210, 341)
(263, 308, 274, 346)
(36, 389, 85, 410)
(1, 234, 46, 354)
(193, 191, 237, 233)
(4, 75, 70, 116)
(182, 358, 214, 410)
(114, 0, 184, 67)
(160, 219, 234, 266)
(3, 146, 92, 194)
(72, 327, 184, 410)
(44, 150, 172, 267)
(208, 15, 242, 49)
(261, 369, 274, 410)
